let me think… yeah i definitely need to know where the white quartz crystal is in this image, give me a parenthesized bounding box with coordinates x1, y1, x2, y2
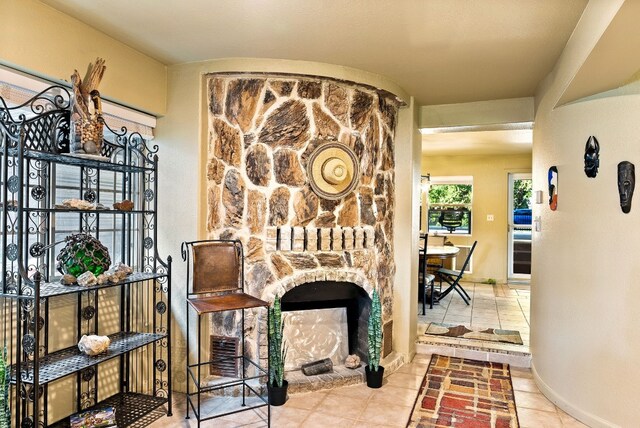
(77, 334, 110, 356)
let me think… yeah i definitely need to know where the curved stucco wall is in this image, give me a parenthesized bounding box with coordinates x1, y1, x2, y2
(531, 92, 640, 427)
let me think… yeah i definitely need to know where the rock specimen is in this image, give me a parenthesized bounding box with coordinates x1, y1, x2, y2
(77, 271, 97, 286)
(345, 354, 361, 369)
(60, 274, 76, 285)
(113, 200, 134, 211)
(301, 358, 333, 375)
(60, 199, 95, 210)
(78, 334, 110, 356)
(103, 262, 133, 284)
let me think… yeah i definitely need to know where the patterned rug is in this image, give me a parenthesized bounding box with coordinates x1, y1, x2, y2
(407, 354, 519, 428)
(425, 322, 523, 345)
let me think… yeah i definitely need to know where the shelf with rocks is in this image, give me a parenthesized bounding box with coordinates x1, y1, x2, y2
(48, 392, 168, 428)
(8, 147, 156, 174)
(10, 331, 166, 385)
(38, 271, 168, 298)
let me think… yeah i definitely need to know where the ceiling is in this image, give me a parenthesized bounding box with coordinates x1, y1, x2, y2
(39, 0, 590, 157)
(421, 129, 532, 157)
(40, 0, 587, 107)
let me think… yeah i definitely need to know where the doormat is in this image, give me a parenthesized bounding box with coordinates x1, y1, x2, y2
(425, 322, 523, 345)
(407, 354, 519, 428)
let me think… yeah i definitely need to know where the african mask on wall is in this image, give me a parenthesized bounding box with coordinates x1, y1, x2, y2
(584, 136, 600, 178)
(618, 161, 635, 214)
(548, 166, 558, 211)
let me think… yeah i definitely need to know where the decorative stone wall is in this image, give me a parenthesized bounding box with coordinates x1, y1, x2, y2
(205, 73, 399, 364)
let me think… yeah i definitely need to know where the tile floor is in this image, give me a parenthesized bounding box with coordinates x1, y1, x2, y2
(148, 352, 586, 427)
(144, 282, 578, 427)
(418, 281, 531, 348)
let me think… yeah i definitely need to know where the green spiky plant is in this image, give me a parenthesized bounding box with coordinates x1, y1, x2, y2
(0, 346, 9, 428)
(368, 288, 382, 371)
(268, 295, 285, 388)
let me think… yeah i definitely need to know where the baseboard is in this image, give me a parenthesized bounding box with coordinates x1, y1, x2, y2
(531, 361, 620, 428)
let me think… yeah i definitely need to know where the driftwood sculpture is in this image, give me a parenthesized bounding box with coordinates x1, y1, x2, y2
(70, 58, 106, 156)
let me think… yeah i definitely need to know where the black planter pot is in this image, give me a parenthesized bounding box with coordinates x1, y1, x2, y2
(268, 380, 288, 406)
(365, 365, 385, 388)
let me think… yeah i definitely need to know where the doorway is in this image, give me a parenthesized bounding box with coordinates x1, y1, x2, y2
(508, 173, 532, 282)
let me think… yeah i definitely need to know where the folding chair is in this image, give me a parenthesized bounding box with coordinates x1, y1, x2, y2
(435, 241, 477, 305)
(418, 234, 436, 313)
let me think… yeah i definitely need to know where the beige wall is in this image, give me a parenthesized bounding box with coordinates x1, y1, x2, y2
(0, 0, 167, 115)
(156, 58, 414, 389)
(422, 153, 531, 283)
(531, 1, 640, 427)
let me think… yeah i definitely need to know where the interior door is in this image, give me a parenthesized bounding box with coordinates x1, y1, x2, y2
(508, 173, 532, 282)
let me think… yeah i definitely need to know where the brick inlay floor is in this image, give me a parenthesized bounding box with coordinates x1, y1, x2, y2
(408, 354, 519, 428)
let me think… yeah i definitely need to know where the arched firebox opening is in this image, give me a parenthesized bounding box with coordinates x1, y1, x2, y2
(280, 281, 372, 368)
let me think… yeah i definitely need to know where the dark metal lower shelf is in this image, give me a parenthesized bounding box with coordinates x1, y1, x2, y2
(49, 392, 168, 427)
(12, 331, 165, 384)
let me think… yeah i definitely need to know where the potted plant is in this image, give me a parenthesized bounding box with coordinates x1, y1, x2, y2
(366, 288, 384, 388)
(268, 294, 288, 405)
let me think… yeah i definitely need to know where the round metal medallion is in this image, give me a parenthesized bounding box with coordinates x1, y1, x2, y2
(6, 243, 18, 261)
(29, 242, 45, 258)
(83, 189, 97, 203)
(144, 189, 154, 202)
(144, 237, 153, 250)
(21, 416, 34, 428)
(22, 334, 36, 354)
(156, 301, 166, 315)
(29, 316, 44, 332)
(81, 367, 96, 382)
(8, 175, 19, 193)
(155, 359, 167, 372)
(82, 305, 96, 320)
(30, 185, 46, 201)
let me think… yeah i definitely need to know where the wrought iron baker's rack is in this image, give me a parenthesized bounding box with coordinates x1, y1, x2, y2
(0, 85, 172, 427)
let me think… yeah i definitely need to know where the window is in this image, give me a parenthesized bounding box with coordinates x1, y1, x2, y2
(427, 176, 473, 235)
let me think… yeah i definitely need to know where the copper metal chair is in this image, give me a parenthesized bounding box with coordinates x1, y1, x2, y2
(182, 239, 270, 426)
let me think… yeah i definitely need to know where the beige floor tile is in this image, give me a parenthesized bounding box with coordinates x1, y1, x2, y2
(395, 362, 429, 376)
(285, 391, 327, 410)
(512, 377, 540, 393)
(384, 372, 425, 390)
(517, 408, 563, 428)
(314, 393, 368, 420)
(352, 422, 396, 428)
(329, 383, 376, 400)
(301, 412, 357, 427)
(271, 406, 311, 427)
(359, 401, 413, 427)
(510, 366, 533, 379)
(514, 390, 556, 412)
(370, 384, 422, 407)
(557, 409, 590, 427)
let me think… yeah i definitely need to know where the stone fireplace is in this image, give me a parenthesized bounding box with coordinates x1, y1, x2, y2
(204, 72, 400, 376)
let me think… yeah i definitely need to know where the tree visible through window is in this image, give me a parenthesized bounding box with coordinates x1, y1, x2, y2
(428, 180, 473, 234)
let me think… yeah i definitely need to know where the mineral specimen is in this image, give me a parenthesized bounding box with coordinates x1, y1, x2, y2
(77, 334, 110, 356)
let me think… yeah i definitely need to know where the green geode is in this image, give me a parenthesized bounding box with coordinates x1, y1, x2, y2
(56, 234, 111, 276)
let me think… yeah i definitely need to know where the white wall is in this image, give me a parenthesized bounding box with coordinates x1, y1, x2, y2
(531, 1, 640, 426)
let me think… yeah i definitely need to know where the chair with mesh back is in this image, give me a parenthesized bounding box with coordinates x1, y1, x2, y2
(419, 234, 436, 313)
(181, 239, 270, 424)
(435, 241, 477, 305)
(438, 209, 465, 233)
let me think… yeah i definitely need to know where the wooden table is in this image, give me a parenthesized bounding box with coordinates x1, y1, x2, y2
(420, 246, 460, 312)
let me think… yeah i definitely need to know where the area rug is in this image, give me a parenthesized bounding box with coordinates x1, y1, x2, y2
(425, 322, 523, 345)
(407, 354, 519, 428)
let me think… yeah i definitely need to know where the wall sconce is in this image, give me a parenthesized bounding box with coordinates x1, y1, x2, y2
(535, 190, 543, 204)
(421, 174, 431, 192)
